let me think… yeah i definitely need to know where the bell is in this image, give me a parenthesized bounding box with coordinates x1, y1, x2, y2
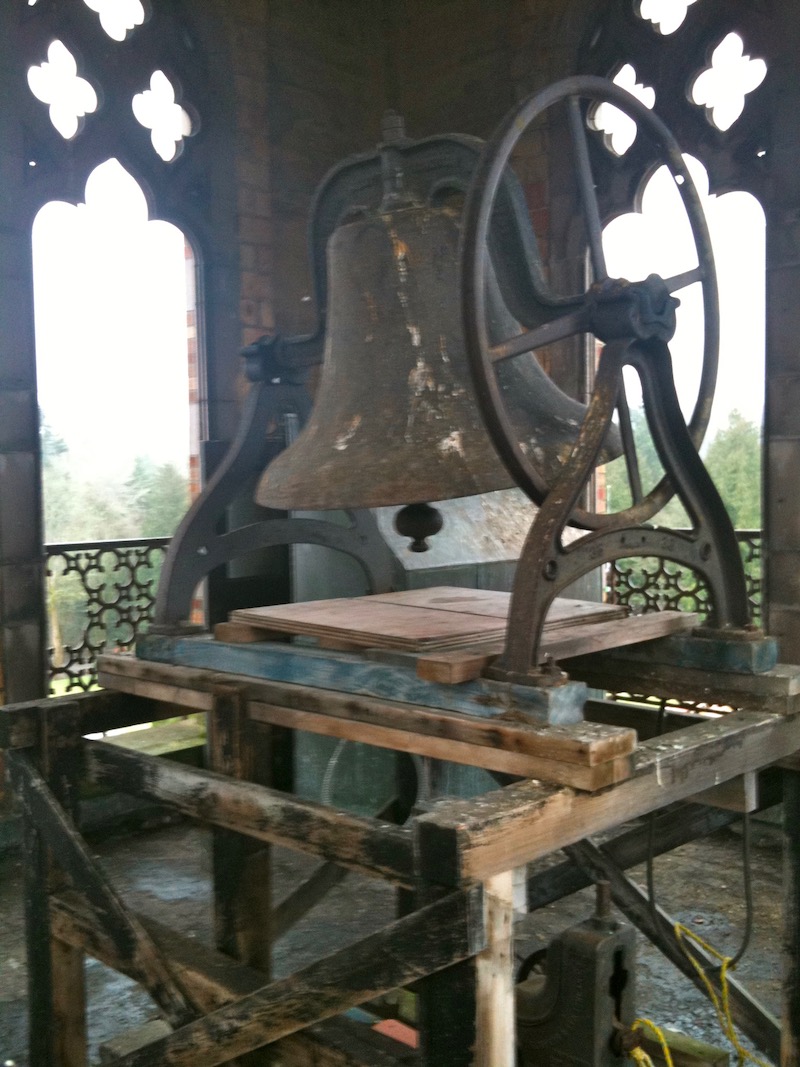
(256, 199, 611, 514)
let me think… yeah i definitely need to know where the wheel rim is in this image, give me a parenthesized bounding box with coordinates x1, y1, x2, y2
(462, 75, 719, 531)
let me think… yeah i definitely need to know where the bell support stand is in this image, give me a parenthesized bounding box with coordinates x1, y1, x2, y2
(152, 339, 394, 631)
(461, 76, 775, 685)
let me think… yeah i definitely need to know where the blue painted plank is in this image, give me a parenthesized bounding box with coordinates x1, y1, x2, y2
(136, 634, 586, 725)
(597, 632, 779, 675)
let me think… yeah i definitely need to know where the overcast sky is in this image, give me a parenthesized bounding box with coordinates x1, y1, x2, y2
(32, 158, 191, 480)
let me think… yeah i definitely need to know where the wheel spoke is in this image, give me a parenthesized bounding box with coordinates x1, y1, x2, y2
(616, 385, 643, 505)
(489, 308, 587, 363)
(567, 95, 607, 283)
(663, 265, 703, 293)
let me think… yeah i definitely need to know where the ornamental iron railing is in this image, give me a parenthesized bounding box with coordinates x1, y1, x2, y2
(44, 530, 764, 695)
(604, 529, 763, 626)
(45, 537, 171, 694)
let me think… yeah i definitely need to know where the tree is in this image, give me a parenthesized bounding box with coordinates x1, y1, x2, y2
(602, 406, 689, 526)
(126, 457, 190, 537)
(602, 407, 761, 530)
(702, 410, 762, 529)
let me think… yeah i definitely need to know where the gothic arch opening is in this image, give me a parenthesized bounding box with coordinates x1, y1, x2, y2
(32, 158, 198, 688)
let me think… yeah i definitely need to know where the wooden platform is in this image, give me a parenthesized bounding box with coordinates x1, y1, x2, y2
(218, 587, 698, 684)
(226, 588, 630, 653)
(98, 652, 636, 790)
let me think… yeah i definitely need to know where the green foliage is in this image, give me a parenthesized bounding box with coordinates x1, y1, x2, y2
(126, 456, 190, 538)
(603, 407, 761, 529)
(41, 417, 191, 667)
(703, 410, 762, 529)
(602, 407, 763, 622)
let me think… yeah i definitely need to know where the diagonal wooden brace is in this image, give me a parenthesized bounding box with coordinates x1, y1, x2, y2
(564, 837, 779, 1064)
(7, 750, 200, 1029)
(107, 884, 485, 1067)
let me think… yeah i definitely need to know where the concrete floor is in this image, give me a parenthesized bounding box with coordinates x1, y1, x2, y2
(0, 812, 784, 1065)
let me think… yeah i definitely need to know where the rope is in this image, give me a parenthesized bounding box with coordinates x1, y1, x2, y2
(628, 1017, 675, 1067)
(673, 922, 771, 1067)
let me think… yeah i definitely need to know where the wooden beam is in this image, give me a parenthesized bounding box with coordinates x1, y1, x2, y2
(564, 839, 779, 1064)
(99, 653, 635, 770)
(6, 751, 198, 1028)
(568, 657, 800, 713)
(85, 739, 416, 887)
(0, 689, 192, 750)
(526, 769, 783, 910)
(416, 710, 800, 886)
(51, 892, 420, 1066)
(248, 700, 632, 790)
(474, 872, 515, 1067)
(107, 886, 484, 1067)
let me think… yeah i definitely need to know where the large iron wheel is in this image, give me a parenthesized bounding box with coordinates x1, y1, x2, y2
(462, 75, 720, 530)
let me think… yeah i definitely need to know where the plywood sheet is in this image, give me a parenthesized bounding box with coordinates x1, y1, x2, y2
(229, 587, 629, 653)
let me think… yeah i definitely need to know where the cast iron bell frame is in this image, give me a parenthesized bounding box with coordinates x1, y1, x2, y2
(461, 76, 755, 682)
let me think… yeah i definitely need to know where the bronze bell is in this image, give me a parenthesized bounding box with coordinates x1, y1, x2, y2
(256, 200, 611, 513)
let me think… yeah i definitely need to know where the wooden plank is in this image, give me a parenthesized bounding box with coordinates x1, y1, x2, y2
(6, 751, 199, 1028)
(415, 709, 800, 886)
(474, 872, 515, 1067)
(416, 611, 697, 684)
(101, 654, 629, 767)
(52, 892, 420, 1066)
(108, 887, 485, 1067)
(567, 657, 800, 713)
(368, 587, 627, 629)
(85, 739, 416, 886)
(106, 641, 588, 723)
(230, 597, 508, 651)
(246, 689, 634, 766)
(249, 700, 632, 790)
(0, 688, 184, 751)
(207, 684, 273, 980)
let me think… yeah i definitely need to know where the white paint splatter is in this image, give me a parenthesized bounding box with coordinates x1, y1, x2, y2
(334, 415, 362, 451)
(438, 430, 465, 457)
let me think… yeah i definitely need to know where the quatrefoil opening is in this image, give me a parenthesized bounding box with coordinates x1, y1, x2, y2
(27, 40, 98, 140)
(588, 64, 655, 156)
(691, 32, 767, 132)
(636, 0, 699, 37)
(132, 70, 193, 162)
(83, 0, 146, 43)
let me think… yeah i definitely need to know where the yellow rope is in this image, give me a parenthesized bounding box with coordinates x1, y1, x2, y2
(628, 1017, 675, 1067)
(673, 922, 771, 1067)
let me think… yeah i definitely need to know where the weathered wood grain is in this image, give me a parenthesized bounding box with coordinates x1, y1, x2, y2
(106, 640, 588, 723)
(249, 700, 632, 789)
(415, 610, 696, 684)
(416, 709, 800, 885)
(474, 872, 515, 1067)
(51, 892, 420, 1066)
(108, 886, 484, 1067)
(568, 657, 800, 713)
(85, 740, 415, 886)
(7, 751, 198, 1028)
(0, 688, 184, 751)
